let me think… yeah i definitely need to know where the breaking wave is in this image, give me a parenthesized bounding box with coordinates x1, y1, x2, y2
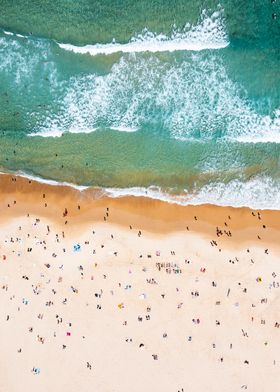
(57, 9, 229, 56)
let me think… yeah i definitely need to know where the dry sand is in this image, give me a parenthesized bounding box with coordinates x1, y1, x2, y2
(0, 173, 279, 392)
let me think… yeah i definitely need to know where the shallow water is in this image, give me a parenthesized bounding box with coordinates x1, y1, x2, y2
(0, 0, 280, 208)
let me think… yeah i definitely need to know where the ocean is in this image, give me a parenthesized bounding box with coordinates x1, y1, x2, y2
(0, 0, 280, 208)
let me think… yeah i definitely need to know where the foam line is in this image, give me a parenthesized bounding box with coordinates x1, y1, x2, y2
(28, 126, 138, 137)
(58, 10, 229, 56)
(0, 171, 89, 191)
(1, 170, 279, 209)
(58, 39, 228, 56)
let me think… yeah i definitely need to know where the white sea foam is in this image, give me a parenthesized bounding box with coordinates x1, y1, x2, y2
(162, 56, 280, 142)
(104, 186, 190, 205)
(0, 32, 57, 88)
(29, 129, 65, 138)
(31, 46, 280, 142)
(227, 109, 280, 143)
(3, 20, 279, 145)
(2, 169, 280, 209)
(58, 9, 229, 56)
(109, 126, 138, 132)
(233, 134, 280, 144)
(3, 30, 13, 36)
(28, 127, 98, 138)
(3, 30, 27, 38)
(185, 177, 280, 210)
(0, 171, 88, 191)
(105, 176, 280, 210)
(28, 126, 137, 137)
(58, 38, 228, 56)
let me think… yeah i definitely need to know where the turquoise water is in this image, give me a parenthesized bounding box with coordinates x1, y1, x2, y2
(0, 1, 280, 208)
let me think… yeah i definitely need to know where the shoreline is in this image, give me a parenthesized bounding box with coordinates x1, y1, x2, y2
(1, 172, 280, 249)
(1, 169, 280, 211)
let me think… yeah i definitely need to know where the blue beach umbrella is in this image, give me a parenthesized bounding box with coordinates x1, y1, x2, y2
(73, 244, 81, 252)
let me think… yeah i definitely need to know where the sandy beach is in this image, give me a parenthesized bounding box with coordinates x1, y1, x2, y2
(0, 172, 280, 392)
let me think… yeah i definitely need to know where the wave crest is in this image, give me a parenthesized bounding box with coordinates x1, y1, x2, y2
(57, 9, 229, 56)
(105, 176, 280, 210)
(30, 52, 280, 142)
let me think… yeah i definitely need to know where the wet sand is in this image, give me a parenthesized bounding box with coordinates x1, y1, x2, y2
(0, 173, 280, 392)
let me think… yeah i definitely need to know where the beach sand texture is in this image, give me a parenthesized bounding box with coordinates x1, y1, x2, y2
(0, 173, 279, 392)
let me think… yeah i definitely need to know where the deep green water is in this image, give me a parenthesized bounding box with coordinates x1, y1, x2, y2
(0, 0, 280, 207)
